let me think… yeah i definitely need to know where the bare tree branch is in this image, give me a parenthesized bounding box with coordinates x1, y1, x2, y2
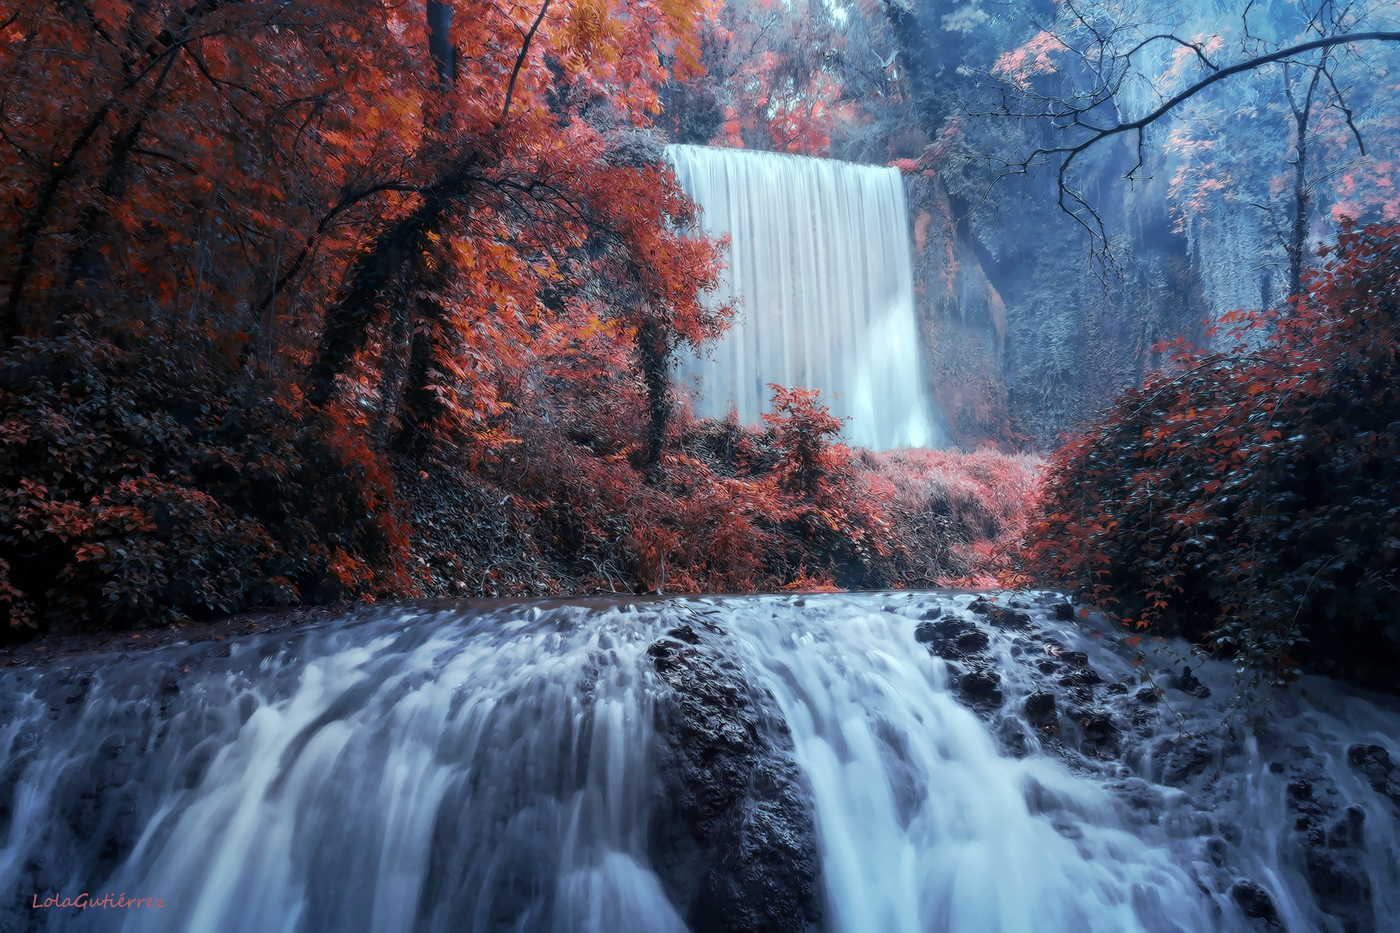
(501, 0, 552, 125)
(980, 29, 1400, 255)
(1020, 32, 1398, 172)
(1321, 64, 1367, 155)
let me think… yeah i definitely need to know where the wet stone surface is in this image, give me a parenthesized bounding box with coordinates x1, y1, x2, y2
(1277, 749, 1376, 933)
(647, 624, 822, 933)
(893, 590, 1399, 933)
(1347, 744, 1400, 811)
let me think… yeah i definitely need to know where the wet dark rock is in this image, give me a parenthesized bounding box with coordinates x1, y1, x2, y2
(1287, 778, 1326, 843)
(968, 597, 994, 615)
(914, 618, 965, 644)
(998, 721, 1028, 758)
(1037, 659, 1059, 674)
(1135, 686, 1162, 704)
(1157, 735, 1216, 786)
(1024, 691, 1056, 724)
(1346, 744, 1400, 809)
(1108, 778, 1165, 818)
(647, 632, 822, 933)
(987, 607, 1032, 629)
(1105, 682, 1129, 695)
(1078, 709, 1119, 756)
(1051, 602, 1075, 620)
(1172, 666, 1212, 699)
(666, 624, 703, 645)
(1061, 651, 1089, 668)
(1326, 806, 1366, 849)
(1058, 667, 1101, 688)
(1230, 879, 1283, 930)
(1203, 836, 1229, 867)
(1304, 846, 1373, 933)
(1130, 705, 1156, 729)
(1080, 710, 1116, 739)
(957, 667, 1004, 707)
(917, 608, 944, 621)
(915, 618, 990, 663)
(1282, 763, 1375, 933)
(955, 629, 990, 653)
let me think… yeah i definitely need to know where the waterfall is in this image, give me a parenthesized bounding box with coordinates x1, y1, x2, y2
(665, 145, 945, 451)
(3, 594, 1399, 932)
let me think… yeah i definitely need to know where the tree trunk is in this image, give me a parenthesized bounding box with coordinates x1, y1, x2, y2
(1286, 63, 1324, 301)
(637, 311, 671, 475)
(427, 2, 455, 87)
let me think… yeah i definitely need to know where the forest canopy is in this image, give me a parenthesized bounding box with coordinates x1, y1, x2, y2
(0, 0, 727, 631)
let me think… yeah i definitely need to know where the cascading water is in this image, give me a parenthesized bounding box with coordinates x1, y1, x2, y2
(665, 145, 945, 451)
(3, 593, 1398, 932)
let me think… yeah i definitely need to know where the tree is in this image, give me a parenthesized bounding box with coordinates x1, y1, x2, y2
(659, 0, 912, 162)
(968, 0, 1400, 281)
(0, 0, 724, 633)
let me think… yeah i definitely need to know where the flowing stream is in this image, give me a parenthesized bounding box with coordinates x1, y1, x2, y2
(2, 592, 1397, 932)
(665, 145, 942, 450)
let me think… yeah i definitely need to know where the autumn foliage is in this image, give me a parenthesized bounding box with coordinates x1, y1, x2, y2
(0, 0, 1037, 640)
(1030, 223, 1400, 692)
(0, 0, 727, 636)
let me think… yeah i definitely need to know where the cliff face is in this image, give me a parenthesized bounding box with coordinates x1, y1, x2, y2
(905, 171, 1211, 450)
(905, 173, 1012, 450)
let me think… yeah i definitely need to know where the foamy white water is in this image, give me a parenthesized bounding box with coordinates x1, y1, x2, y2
(1, 593, 1397, 932)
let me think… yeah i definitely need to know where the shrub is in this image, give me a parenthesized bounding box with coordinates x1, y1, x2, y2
(856, 447, 1044, 586)
(0, 320, 415, 638)
(1030, 222, 1400, 693)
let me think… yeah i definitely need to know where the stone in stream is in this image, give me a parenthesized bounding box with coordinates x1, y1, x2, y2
(1024, 690, 1057, 725)
(988, 607, 1034, 630)
(1230, 878, 1284, 931)
(957, 666, 1004, 707)
(646, 625, 822, 933)
(915, 617, 991, 663)
(1280, 753, 1376, 933)
(1077, 709, 1120, 757)
(1347, 744, 1400, 810)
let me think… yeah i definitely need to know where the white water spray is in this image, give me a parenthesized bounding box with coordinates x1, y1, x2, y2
(2, 594, 1397, 932)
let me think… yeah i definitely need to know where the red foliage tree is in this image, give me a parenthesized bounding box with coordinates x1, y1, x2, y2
(0, 0, 722, 634)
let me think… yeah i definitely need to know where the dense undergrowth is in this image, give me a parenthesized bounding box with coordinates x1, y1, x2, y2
(0, 321, 1039, 639)
(1029, 223, 1400, 694)
(405, 396, 1041, 603)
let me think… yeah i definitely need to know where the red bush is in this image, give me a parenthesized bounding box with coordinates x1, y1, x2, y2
(1029, 223, 1400, 692)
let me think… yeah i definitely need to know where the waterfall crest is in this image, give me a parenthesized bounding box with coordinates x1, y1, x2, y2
(665, 145, 944, 451)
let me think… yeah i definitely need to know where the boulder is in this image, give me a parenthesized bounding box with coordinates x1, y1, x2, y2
(647, 626, 822, 933)
(1347, 744, 1400, 809)
(1230, 879, 1283, 931)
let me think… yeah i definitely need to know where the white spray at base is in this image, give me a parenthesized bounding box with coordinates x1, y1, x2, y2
(0, 592, 1397, 932)
(665, 145, 944, 451)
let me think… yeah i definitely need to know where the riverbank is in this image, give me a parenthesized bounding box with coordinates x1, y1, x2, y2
(0, 605, 343, 670)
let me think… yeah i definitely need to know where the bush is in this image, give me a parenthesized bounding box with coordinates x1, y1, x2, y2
(0, 320, 415, 638)
(1030, 223, 1400, 693)
(854, 447, 1044, 585)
